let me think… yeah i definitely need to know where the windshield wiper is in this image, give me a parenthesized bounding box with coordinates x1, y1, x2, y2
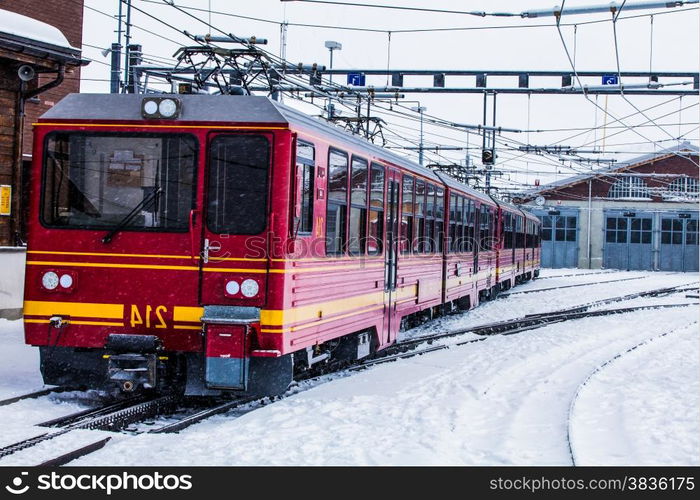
(101, 187, 162, 244)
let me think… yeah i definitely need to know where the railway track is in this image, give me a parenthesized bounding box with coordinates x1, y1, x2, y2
(0, 395, 178, 461)
(0, 386, 80, 407)
(500, 275, 647, 296)
(360, 302, 697, 370)
(536, 270, 616, 280)
(4, 282, 696, 466)
(565, 321, 697, 466)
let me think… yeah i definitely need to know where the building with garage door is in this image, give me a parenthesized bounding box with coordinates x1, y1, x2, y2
(513, 143, 698, 272)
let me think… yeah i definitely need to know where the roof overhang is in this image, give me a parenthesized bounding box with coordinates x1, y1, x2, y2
(0, 32, 88, 67)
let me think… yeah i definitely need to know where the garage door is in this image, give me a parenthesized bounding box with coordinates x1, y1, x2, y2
(603, 212, 653, 271)
(659, 214, 699, 272)
(535, 210, 579, 268)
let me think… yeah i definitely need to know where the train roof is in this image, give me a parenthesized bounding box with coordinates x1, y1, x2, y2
(41, 93, 534, 217)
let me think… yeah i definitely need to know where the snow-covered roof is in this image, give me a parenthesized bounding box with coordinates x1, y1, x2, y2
(0, 9, 77, 51)
(517, 141, 699, 199)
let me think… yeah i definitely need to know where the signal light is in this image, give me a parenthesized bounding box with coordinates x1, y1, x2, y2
(482, 149, 495, 165)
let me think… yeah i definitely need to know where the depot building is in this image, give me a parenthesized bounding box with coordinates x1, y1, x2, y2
(516, 143, 699, 272)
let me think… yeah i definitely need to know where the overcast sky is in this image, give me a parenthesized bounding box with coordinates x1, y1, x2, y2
(79, 0, 699, 191)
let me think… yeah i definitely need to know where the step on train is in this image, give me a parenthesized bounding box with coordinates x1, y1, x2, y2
(23, 94, 540, 396)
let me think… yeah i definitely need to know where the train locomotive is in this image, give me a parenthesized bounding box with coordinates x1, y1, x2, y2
(23, 93, 541, 397)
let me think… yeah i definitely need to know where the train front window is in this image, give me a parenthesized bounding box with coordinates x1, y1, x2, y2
(207, 135, 270, 235)
(42, 133, 196, 231)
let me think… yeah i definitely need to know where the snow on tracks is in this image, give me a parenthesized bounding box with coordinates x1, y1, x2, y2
(568, 322, 699, 465)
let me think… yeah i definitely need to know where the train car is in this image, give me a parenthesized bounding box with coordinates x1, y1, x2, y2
(23, 93, 540, 397)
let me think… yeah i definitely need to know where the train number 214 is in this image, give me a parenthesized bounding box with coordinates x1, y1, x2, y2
(130, 305, 168, 329)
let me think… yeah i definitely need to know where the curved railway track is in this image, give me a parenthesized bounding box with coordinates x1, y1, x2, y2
(536, 270, 616, 280)
(565, 321, 697, 466)
(2, 282, 696, 466)
(500, 275, 647, 296)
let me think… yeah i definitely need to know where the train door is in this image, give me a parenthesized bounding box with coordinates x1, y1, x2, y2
(472, 202, 479, 278)
(198, 132, 273, 304)
(382, 171, 401, 344)
(495, 207, 503, 284)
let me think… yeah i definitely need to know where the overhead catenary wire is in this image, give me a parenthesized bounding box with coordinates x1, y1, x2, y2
(553, 1, 699, 168)
(138, 0, 697, 35)
(78, 0, 698, 194)
(281, 0, 699, 19)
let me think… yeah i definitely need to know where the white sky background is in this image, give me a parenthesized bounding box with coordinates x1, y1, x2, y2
(78, 0, 699, 192)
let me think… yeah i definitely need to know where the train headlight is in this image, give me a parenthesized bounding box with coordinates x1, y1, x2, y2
(158, 98, 178, 118)
(41, 271, 59, 290)
(59, 274, 74, 289)
(143, 100, 158, 115)
(240, 279, 259, 298)
(141, 97, 181, 119)
(225, 280, 240, 296)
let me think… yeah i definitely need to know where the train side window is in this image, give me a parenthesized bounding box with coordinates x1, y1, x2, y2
(295, 140, 315, 235)
(479, 206, 488, 251)
(413, 180, 426, 253)
(449, 194, 458, 253)
(348, 156, 368, 255)
(503, 213, 511, 249)
(516, 216, 524, 248)
(326, 149, 348, 255)
(368, 164, 385, 255)
(463, 199, 473, 252)
(401, 175, 414, 254)
(456, 196, 465, 253)
(435, 187, 445, 253)
(525, 221, 530, 247)
(424, 183, 436, 253)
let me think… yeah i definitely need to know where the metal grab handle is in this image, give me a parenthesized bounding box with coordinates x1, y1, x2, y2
(189, 209, 201, 262)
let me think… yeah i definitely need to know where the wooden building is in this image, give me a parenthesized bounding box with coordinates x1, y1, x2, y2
(0, 2, 86, 246)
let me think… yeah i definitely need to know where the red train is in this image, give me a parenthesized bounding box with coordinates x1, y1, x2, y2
(23, 94, 540, 396)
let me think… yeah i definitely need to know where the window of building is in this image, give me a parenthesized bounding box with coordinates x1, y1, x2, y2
(630, 218, 652, 244)
(687, 219, 698, 245)
(554, 216, 577, 242)
(608, 176, 650, 199)
(663, 177, 699, 201)
(661, 218, 682, 245)
(605, 217, 628, 243)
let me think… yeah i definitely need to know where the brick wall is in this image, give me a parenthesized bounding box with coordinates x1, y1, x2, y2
(0, 0, 84, 156)
(0, 0, 84, 244)
(539, 154, 700, 202)
(0, 65, 19, 244)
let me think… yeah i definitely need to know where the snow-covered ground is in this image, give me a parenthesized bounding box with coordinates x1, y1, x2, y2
(0, 269, 697, 466)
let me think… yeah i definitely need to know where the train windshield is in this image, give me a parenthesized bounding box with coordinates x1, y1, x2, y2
(42, 133, 197, 231)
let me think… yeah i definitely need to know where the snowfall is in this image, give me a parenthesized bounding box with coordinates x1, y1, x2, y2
(0, 269, 697, 466)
